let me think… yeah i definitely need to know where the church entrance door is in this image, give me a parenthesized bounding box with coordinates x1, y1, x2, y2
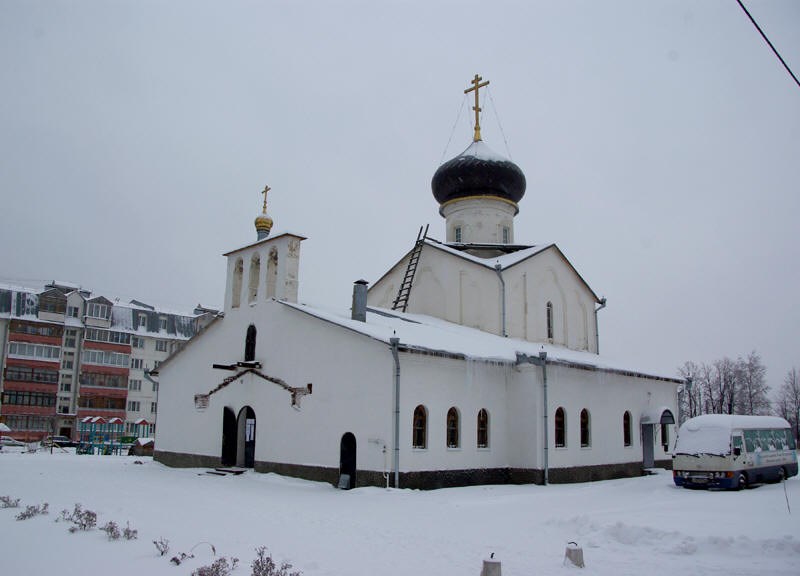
(642, 424, 655, 468)
(221, 407, 237, 467)
(237, 406, 256, 468)
(339, 432, 357, 489)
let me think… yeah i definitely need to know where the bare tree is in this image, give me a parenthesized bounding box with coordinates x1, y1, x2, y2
(735, 351, 771, 415)
(678, 352, 770, 420)
(775, 367, 800, 442)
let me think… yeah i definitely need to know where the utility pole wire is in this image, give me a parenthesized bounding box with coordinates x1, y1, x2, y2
(735, 0, 800, 90)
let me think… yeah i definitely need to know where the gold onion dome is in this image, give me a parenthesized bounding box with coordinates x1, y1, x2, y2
(255, 212, 273, 234)
(255, 184, 273, 240)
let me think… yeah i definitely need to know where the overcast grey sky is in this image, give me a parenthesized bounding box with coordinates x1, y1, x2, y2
(1, 1, 798, 384)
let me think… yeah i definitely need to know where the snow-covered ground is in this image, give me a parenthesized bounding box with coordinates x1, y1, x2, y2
(0, 448, 798, 575)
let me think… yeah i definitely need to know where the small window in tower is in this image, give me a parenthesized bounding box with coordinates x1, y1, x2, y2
(502, 226, 510, 244)
(245, 324, 257, 362)
(546, 301, 554, 340)
(454, 226, 462, 243)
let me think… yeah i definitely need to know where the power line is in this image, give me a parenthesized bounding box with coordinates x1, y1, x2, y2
(735, 0, 800, 90)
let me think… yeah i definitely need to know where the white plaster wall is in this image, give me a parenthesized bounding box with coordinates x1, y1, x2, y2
(370, 245, 598, 352)
(504, 248, 598, 353)
(542, 364, 677, 469)
(441, 198, 517, 244)
(397, 355, 511, 472)
(158, 301, 396, 475)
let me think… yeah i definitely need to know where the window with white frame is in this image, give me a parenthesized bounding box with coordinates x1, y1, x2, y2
(150, 402, 157, 414)
(8, 342, 61, 360)
(155, 340, 168, 352)
(64, 329, 77, 348)
(130, 358, 144, 370)
(81, 349, 129, 368)
(129, 379, 142, 391)
(138, 314, 147, 328)
(86, 302, 110, 319)
(131, 336, 144, 348)
(152, 381, 159, 392)
(127, 400, 140, 412)
(159, 317, 167, 331)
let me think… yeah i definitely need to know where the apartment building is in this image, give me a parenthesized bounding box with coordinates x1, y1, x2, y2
(0, 281, 215, 441)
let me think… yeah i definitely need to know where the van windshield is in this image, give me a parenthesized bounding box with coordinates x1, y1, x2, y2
(673, 425, 730, 456)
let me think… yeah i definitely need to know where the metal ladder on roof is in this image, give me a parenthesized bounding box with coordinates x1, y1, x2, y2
(391, 225, 428, 312)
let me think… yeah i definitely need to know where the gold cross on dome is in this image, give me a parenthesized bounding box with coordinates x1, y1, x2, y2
(464, 74, 490, 142)
(261, 184, 270, 213)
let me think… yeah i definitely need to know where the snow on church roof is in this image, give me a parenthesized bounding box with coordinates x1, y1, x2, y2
(279, 301, 681, 383)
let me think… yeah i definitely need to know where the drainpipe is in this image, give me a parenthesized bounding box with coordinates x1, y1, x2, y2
(493, 263, 507, 337)
(593, 297, 607, 354)
(390, 337, 400, 489)
(516, 351, 549, 485)
(540, 351, 548, 485)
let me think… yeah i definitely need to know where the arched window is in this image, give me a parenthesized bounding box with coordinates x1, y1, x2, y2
(248, 254, 261, 303)
(454, 226, 462, 243)
(546, 301, 554, 340)
(245, 324, 257, 362)
(580, 408, 591, 447)
(623, 411, 632, 447)
(555, 406, 566, 447)
(412, 405, 427, 449)
(477, 408, 489, 448)
(446, 407, 460, 448)
(266, 247, 278, 299)
(231, 258, 244, 308)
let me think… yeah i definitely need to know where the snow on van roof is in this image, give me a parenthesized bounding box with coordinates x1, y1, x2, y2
(674, 415, 791, 456)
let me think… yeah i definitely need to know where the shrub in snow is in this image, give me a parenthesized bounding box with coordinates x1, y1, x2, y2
(192, 557, 239, 576)
(101, 521, 121, 540)
(58, 503, 97, 532)
(0, 496, 20, 508)
(171, 542, 217, 566)
(15, 502, 48, 521)
(251, 546, 302, 576)
(153, 537, 170, 556)
(123, 522, 138, 540)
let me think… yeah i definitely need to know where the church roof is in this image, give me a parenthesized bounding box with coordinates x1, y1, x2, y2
(372, 238, 602, 304)
(222, 231, 307, 257)
(279, 301, 680, 383)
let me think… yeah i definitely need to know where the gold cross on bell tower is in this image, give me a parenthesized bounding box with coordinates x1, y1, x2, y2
(464, 74, 490, 142)
(261, 184, 270, 213)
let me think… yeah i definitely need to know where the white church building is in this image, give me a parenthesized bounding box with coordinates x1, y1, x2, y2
(154, 77, 681, 489)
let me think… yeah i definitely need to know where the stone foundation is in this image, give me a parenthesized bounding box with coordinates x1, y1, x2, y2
(155, 450, 669, 489)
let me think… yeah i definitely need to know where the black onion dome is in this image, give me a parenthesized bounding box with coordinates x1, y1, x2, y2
(432, 140, 526, 206)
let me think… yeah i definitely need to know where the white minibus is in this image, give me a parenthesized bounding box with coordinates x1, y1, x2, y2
(672, 414, 797, 490)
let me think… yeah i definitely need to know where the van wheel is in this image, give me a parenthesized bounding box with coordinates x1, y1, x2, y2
(736, 473, 748, 491)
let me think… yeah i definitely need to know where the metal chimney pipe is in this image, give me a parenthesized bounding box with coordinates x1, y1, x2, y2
(351, 279, 368, 322)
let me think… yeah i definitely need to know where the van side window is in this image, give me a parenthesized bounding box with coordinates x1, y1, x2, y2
(743, 430, 757, 452)
(732, 435, 743, 454)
